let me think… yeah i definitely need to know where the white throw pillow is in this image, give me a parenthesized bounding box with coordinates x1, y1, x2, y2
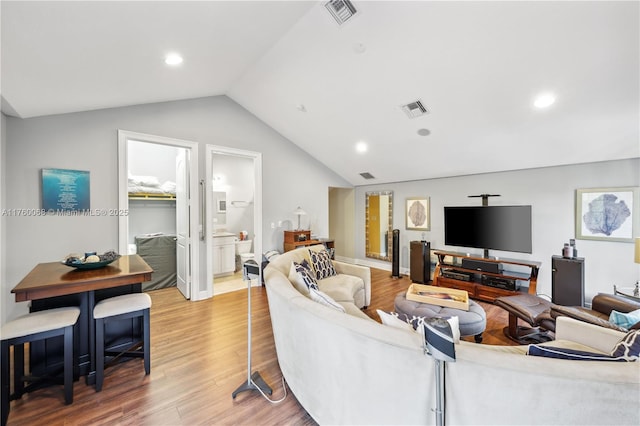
(289, 262, 310, 296)
(446, 316, 461, 344)
(377, 310, 460, 343)
(288, 260, 318, 296)
(377, 309, 415, 331)
(309, 288, 346, 313)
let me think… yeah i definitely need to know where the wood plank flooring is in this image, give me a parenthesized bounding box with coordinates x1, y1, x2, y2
(6, 269, 515, 425)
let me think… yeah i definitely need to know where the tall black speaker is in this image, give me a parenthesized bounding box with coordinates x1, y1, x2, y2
(410, 240, 431, 283)
(391, 229, 400, 278)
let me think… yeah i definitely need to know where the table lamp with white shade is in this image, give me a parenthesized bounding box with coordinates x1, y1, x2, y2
(294, 207, 307, 230)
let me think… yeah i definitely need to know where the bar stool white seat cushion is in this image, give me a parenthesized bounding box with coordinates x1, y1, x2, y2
(94, 293, 151, 319)
(1, 307, 81, 341)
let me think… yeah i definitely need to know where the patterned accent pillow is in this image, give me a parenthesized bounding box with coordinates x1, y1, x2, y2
(610, 329, 640, 361)
(309, 288, 345, 313)
(528, 345, 627, 362)
(308, 249, 337, 280)
(293, 260, 318, 291)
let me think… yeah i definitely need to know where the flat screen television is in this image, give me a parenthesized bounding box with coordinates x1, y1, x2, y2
(444, 205, 532, 254)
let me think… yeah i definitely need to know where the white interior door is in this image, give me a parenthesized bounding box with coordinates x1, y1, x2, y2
(176, 149, 191, 299)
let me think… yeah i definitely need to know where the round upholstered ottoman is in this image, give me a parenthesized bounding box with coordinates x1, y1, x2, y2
(394, 290, 487, 343)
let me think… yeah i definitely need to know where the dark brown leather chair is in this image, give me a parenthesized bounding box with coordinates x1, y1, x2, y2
(550, 293, 640, 331)
(495, 292, 640, 344)
(494, 293, 555, 344)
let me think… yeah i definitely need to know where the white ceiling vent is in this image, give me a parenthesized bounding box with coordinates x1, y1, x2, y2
(325, 0, 358, 25)
(401, 100, 428, 118)
(359, 172, 375, 180)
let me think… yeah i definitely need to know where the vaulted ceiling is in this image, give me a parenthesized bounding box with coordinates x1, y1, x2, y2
(2, 1, 638, 185)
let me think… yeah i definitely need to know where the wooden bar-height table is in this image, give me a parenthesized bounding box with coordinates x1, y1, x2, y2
(11, 254, 153, 384)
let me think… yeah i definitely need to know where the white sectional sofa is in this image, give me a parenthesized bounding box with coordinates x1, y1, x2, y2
(264, 246, 640, 425)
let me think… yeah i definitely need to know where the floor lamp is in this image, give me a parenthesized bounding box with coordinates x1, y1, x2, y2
(232, 261, 272, 399)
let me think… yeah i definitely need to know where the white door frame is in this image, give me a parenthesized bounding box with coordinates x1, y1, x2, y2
(117, 130, 202, 300)
(206, 145, 262, 294)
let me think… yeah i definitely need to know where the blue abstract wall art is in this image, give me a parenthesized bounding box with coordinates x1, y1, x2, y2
(583, 193, 630, 236)
(42, 168, 90, 212)
(576, 187, 638, 242)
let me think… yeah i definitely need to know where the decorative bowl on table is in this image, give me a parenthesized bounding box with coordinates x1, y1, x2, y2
(62, 250, 121, 270)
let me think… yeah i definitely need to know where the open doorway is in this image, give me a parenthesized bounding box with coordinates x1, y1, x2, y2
(329, 187, 355, 262)
(206, 145, 262, 296)
(118, 130, 201, 300)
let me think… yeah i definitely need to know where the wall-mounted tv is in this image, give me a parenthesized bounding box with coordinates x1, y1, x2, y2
(444, 205, 532, 254)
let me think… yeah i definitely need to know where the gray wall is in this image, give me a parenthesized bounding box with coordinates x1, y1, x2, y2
(355, 158, 640, 302)
(3, 95, 350, 322)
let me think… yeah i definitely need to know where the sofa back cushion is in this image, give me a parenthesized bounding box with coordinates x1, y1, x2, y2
(267, 244, 325, 277)
(309, 288, 346, 313)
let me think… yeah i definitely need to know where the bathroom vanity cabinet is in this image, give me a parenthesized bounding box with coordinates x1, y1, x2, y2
(213, 234, 235, 276)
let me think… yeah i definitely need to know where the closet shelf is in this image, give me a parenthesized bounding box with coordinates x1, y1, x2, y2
(128, 192, 176, 201)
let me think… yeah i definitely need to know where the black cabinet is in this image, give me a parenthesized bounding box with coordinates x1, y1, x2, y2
(551, 256, 585, 306)
(410, 241, 431, 283)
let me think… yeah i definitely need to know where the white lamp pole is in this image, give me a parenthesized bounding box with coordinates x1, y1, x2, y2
(232, 262, 272, 399)
(293, 207, 306, 230)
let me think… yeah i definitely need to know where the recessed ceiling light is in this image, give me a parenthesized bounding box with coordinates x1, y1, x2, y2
(164, 53, 183, 66)
(533, 93, 556, 109)
(356, 141, 368, 153)
(417, 128, 431, 136)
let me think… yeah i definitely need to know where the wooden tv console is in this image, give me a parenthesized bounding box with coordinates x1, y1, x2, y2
(432, 250, 541, 302)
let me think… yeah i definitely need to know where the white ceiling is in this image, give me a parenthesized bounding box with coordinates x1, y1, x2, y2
(2, 1, 639, 186)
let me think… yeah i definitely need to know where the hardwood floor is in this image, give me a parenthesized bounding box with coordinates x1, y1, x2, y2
(6, 269, 515, 425)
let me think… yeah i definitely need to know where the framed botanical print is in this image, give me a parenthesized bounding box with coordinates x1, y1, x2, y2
(406, 197, 430, 231)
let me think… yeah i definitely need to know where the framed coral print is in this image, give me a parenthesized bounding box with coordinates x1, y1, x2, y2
(575, 187, 639, 242)
(406, 197, 430, 231)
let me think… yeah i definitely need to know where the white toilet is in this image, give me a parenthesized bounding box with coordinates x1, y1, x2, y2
(235, 239, 254, 265)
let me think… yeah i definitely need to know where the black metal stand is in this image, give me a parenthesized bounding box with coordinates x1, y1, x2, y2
(424, 318, 457, 426)
(232, 261, 272, 399)
(468, 194, 501, 259)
